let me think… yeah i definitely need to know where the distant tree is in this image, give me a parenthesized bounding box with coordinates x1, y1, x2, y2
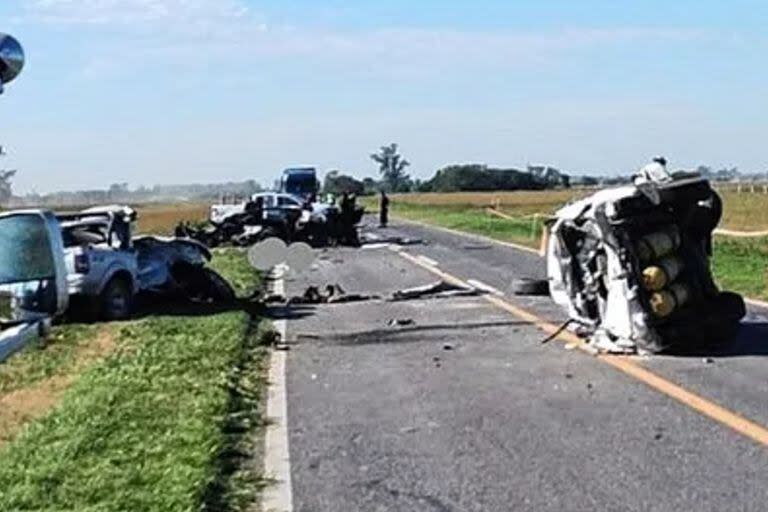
(371, 143, 411, 192)
(0, 169, 16, 205)
(361, 177, 380, 195)
(108, 182, 129, 201)
(527, 165, 570, 188)
(323, 171, 364, 196)
(572, 175, 599, 187)
(715, 166, 739, 182)
(423, 164, 544, 192)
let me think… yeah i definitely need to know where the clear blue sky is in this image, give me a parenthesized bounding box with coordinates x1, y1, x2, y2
(1, 0, 768, 193)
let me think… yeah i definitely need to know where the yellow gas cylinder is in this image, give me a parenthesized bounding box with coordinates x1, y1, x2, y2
(642, 257, 683, 291)
(636, 226, 681, 262)
(649, 282, 690, 317)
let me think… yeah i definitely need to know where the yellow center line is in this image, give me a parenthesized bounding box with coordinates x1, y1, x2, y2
(395, 249, 768, 448)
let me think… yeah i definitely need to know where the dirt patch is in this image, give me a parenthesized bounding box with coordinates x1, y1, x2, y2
(0, 326, 117, 444)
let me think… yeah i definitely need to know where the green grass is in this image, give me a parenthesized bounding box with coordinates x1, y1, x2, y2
(712, 237, 768, 300)
(210, 248, 261, 297)
(387, 202, 544, 248)
(0, 323, 102, 394)
(0, 248, 270, 511)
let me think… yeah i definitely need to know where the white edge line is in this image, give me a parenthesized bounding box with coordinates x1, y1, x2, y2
(262, 276, 293, 512)
(467, 278, 504, 296)
(416, 254, 439, 267)
(745, 297, 768, 310)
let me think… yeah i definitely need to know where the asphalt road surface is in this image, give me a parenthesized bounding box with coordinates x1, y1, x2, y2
(273, 219, 768, 512)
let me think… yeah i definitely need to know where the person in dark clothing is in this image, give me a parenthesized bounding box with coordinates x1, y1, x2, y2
(338, 192, 360, 246)
(379, 190, 390, 228)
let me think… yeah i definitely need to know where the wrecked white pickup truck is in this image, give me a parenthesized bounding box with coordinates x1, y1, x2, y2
(547, 160, 745, 353)
(58, 205, 234, 320)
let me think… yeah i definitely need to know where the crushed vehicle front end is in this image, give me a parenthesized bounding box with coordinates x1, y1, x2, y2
(134, 236, 234, 303)
(547, 172, 745, 353)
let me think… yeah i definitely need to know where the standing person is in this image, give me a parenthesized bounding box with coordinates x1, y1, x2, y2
(379, 190, 390, 228)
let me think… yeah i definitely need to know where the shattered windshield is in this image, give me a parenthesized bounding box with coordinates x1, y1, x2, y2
(0, 214, 55, 284)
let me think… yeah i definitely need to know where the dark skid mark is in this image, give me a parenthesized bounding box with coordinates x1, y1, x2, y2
(328, 320, 533, 346)
(353, 479, 455, 512)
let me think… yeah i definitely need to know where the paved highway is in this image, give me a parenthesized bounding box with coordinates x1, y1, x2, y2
(266, 219, 768, 512)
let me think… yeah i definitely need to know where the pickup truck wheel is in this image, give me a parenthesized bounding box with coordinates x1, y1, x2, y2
(100, 277, 133, 321)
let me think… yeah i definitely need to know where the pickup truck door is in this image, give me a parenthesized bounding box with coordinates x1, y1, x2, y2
(0, 210, 69, 323)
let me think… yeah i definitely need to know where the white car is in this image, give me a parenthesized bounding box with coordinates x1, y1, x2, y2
(209, 191, 337, 225)
(209, 192, 304, 224)
(546, 164, 744, 353)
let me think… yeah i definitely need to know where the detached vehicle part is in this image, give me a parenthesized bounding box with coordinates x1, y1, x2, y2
(547, 159, 745, 353)
(0, 211, 68, 361)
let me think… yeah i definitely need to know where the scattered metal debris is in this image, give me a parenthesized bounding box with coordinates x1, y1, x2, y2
(389, 280, 481, 301)
(387, 318, 415, 327)
(360, 233, 425, 246)
(511, 278, 549, 296)
(286, 284, 379, 305)
(540, 319, 576, 344)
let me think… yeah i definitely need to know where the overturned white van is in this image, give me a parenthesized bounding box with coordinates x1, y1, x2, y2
(547, 162, 745, 353)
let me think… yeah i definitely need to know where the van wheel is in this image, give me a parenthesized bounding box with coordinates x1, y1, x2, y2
(100, 277, 133, 320)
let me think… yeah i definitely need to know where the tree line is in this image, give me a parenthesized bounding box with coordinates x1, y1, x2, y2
(2, 138, 761, 207)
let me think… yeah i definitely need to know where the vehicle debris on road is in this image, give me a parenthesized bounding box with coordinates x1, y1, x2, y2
(547, 158, 745, 354)
(271, 284, 379, 305)
(387, 318, 415, 327)
(359, 232, 425, 246)
(389, 280, 481, 301)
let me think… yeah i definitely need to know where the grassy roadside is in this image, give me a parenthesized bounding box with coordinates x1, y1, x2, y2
(375, 190, 768, 232)
(382, 201, 544, 249)
(0, 248, 270, 511)
(712, 237, 768, 301)
(380, 199, 768, 299)
(0, 323, 103, 395)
